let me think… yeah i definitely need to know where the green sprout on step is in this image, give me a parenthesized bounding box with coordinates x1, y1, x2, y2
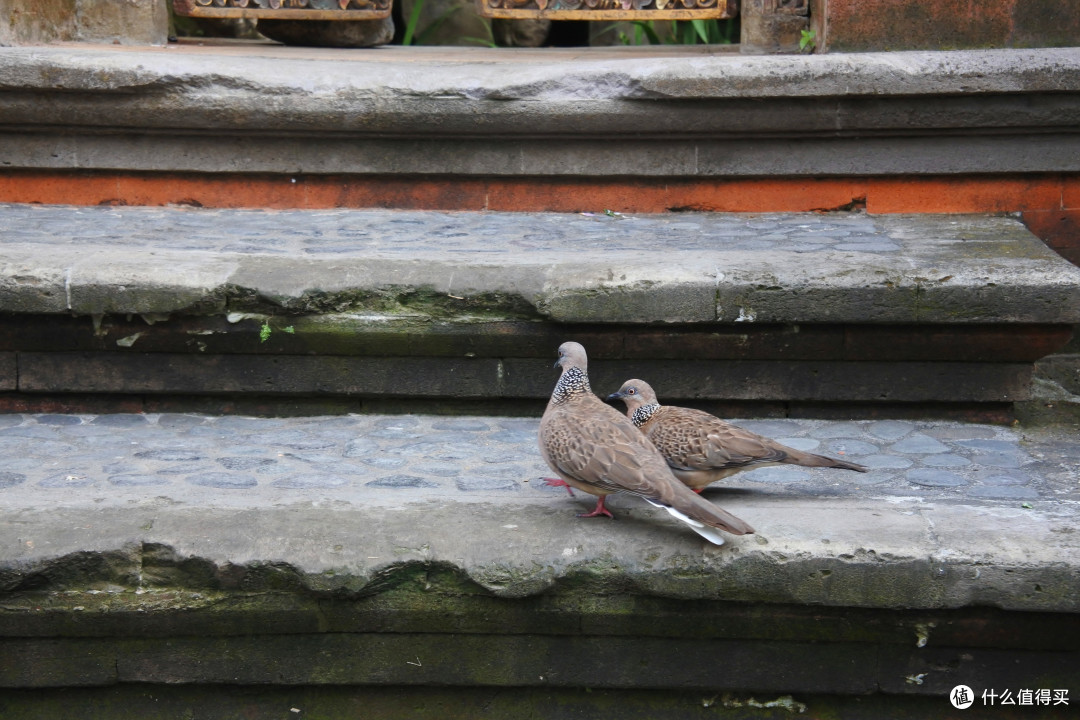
(799, 29, 817, 53)
(259, 321, 295, 343)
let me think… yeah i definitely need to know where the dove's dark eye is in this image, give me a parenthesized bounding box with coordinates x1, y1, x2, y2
(627, 388, 636, 395)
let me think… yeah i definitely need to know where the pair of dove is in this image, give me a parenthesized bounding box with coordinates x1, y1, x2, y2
(538, 341, 867, 545)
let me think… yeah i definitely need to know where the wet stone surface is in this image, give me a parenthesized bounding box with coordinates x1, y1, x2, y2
(0, 413, 1075, 508)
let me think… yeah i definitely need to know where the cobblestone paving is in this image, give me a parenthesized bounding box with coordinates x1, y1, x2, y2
(2, 203, 938, 257)
(0, 413, 1075, 510)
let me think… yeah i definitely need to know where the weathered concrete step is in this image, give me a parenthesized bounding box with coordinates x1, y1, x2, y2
(3, 205, 1078, 324)
(1, 204, 1077, 415)
(1, 411, 1078, 717)
(2, 45, 1079, 182)
(3, 625, 1075, 693)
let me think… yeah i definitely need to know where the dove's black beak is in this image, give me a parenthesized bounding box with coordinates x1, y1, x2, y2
(606, 390, 623, 401)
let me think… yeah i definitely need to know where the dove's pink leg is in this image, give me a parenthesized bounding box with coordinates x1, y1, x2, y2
(542, 477, 576, 497)
(577, 496, 614, 519)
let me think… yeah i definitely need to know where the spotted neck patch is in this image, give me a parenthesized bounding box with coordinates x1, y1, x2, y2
(630, 403, 661, 427)
(551, 366, 591, 404)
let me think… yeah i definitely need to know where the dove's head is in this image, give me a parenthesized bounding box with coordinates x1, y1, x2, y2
(554, 341, 588, 371)
(607, 379, 658, 411)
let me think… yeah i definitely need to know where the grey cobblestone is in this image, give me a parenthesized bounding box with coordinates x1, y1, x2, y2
(889, 434, 950, 454)
(921, 454, 971, 467)
(907, 469, 968, 487)
(369, 475, 438, 489)
(824, 439, 878, 456)
(0, 413, 1075, 510)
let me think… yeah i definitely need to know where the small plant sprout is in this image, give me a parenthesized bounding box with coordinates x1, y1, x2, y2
(799, 28, 816, 52)
(259, 322, 295, 343)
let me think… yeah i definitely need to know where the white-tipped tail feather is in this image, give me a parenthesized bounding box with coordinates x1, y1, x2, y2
(643, 498, 727, 546)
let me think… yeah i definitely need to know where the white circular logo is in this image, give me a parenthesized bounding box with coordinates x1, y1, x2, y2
(950, 685, 975, 709)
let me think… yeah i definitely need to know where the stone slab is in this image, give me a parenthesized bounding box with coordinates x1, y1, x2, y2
(5, 686, 1073, 720)
(0, 0, 168, 46)
(0, 45, 1077, 178)
(0, 204, 1077, 326)
(0, 44, 1076, 117)
(5, 631, 1074, 695)
(11, 352, 1034, 402)
(0, 315, 1070, 364)
(0, 412, 1077, 614)
(0, 352, 14, 391)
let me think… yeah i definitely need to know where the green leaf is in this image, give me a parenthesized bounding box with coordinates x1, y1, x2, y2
(629, 21, 661, 46)
(259, 322, 272, 343)
(402, 0, 426, 46)
(283, 326, 296, 334)
(691, 19, 709, 44)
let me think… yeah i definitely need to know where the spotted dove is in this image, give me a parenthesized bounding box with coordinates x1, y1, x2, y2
(538, 342, 754, 545)
(608, 379, 868, 491)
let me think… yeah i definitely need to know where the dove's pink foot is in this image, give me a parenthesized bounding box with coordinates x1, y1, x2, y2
(693, 488, 703, 494)
(542, 477, 576, 497)
(577, 496, 614, 519)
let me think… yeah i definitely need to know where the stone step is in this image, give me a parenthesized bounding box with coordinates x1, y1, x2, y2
(1, 203, 1078, 417)
(1, 411, 1078, 718)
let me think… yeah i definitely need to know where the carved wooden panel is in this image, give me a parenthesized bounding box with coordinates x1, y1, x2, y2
(173, 0, 391, 20)
(477, 0, 735, 21)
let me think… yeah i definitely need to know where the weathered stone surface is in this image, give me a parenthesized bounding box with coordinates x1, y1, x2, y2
(17, 352, 505, 397)
(0, 685, 1070, 720)
(6, 630, 1073, 695)
(1, 205, 1077, 326)
(0, 413, 1077, 611)
(12, 352, 1033, 403)
(0, 205, 1070, 411)
(0, 0, 168, 46)
(740, 0, 808, 54)
(67, 256, 237, 317)
(0, 353, 14, 391)
(843, 325, 1074, 362)
(0, 45, 1078, 178)
(1035, 353, 1080, 395)
(0, 411, 1077, 712)
(0, 253, 68, 314)
(2, 314, 1069, 367)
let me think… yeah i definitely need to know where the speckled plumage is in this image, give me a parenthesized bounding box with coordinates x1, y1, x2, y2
(610, 379, 868, 490)
(538, 342, 754, 543)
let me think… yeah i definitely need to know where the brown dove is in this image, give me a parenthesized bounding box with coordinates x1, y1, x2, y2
(538, 342, 754, 545)
(608, 379, 868, 491)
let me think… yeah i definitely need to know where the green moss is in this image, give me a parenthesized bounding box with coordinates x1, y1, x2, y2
(228, 285, 542, 321)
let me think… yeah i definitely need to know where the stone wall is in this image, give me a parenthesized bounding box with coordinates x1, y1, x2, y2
(0, 0, 167, 45)
(811, 0, 1080, 53)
